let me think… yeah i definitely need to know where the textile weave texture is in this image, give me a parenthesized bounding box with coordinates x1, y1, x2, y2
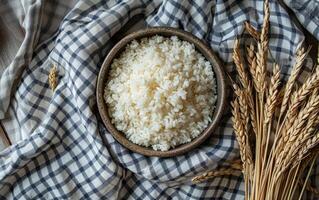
(0, 0, 318, 199)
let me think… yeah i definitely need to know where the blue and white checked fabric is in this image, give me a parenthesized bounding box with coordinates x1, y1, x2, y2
(0, 0, 318, 199)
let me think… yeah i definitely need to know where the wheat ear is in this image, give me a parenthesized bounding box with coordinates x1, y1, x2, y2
(233, 39, 249, 89)
(289, 66, 319, 113)
(233, 41, 257, 135)
(245, 22, 260, 40)
(191, 168, 239, 183)
(285, 90, 319, 143)
(246, 44, 257, 78)
(192, 160, 243, 183)
(231, 98, 252, 166)
(282, 113, 319, 173)
(49, 64, 58, 91)
(255, 0, 270, 93)
(293, 132, 319, 167)
(264, 63, 280, 123)
(278, 66, 319, 153)
(276, 92, 319, 172)
(279, 47, 308, 115)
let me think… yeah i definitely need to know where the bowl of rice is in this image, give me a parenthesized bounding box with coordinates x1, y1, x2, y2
(96, 27, 226, 157)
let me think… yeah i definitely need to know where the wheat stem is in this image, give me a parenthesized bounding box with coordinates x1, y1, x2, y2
(222, 1, 319, 199)
(298, 155, 317, 200)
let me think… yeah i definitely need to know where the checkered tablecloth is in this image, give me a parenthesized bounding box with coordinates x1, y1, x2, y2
(0, 0, 318, 199)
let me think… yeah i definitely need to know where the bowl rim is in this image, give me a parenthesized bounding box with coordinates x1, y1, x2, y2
(96, 27, 227, 157)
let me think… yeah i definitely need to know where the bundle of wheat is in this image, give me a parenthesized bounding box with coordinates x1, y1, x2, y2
(193, 0, 319, 199)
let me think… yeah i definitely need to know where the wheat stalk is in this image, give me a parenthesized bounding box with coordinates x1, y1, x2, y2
(230, 159, 243, 170)
(284, 112, 319, 169)
(276, 93, 319, 173)
(254, 0, 269, 93)
(245, 22, 260, 40)
(276, 65, 319, 155)
(246, 43, 255, 67)
(233, 41, 257, 135)
(279, 47, 308, 116)
(193, 164, 319, 197)
(231, 98, 252, 166)
(246, 44, 258, 81)
(252, 1, 270, 198)
(193, 1, 319, 199)
(283, 90, 319, 143)
(233, 39, 250, 89)
(264, 63, 280, 123)
(289, 67, 319, 112)
(299, 179, 319, 196)
(49, 64, 58, 91)
(293, 132, 319, 167)
(191, 168, 239, 183)
(192, 160, 243, 183)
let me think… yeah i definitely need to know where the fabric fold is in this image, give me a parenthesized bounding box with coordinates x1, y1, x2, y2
(0, 0, 317, 199)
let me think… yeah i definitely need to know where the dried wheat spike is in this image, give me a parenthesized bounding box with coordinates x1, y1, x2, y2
(246, 44, 259, 92)
(255, 0, 270, 93)
(229, 159, 243, 170)
(286, 91, 319, 143)
(244, 22, 260, 40)
(233, 85, 249, 131)
(283, 109, 319, 171)
(246, 82, 257, 134)
(246, 43, 255, 66)
(192, 167, 240, 183)
(281, 67, 319, 147)
(233, 42, 257, 134)
(192, 159, 243, 183)
(49, 64, 58, 91)
(231, 98, 252, 166)
(279, 91, 319, 150)
(289, 66, 319, 112)
(292, 106, 319, 151)
(277, 93, 319, 171)
(246, 44, 256, 74)
(260, 0, 270, 49)
(233, 39, 249, 89)
(289, 131, 319, 169)
(233, 83, 252, 128)
(280, 46, 308, 115)
(255, 44, 266, 92)
(265, 63, 280, 123)
(280, 66, 319, 146)
(275, 87, 285, 106)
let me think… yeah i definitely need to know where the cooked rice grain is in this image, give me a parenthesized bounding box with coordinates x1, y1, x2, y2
(104, 36, 217, 151)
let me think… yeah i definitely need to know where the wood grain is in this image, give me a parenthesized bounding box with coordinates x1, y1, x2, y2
(0, 121, 10, 147)
(0, 16, 23, 148)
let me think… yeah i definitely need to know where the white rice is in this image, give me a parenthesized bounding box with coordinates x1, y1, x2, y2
(104, 35, 217, 151)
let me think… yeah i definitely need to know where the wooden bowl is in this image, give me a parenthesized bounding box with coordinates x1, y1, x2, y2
(96, 27, 227, 157)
